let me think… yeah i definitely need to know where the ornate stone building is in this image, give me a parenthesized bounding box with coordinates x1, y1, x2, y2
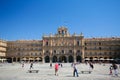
(84, 38, 120, 62)
(43, 27, 84, 63)
(7, 40, 43, 63)
(6, 27, 120, 63)
(0, 39, 7, 62)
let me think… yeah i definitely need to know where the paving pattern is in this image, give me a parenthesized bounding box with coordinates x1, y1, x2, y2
(0, 63, 120, 80)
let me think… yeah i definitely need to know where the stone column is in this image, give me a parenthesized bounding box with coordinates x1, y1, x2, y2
(42, 49, 45, 63)
(74, 49, 76, 63)
(16, 57, 18, 62)
(66, 56, 69, 63)
(81, 38, 85, 63)
(12, 57, 13, 63)
(50, 49, 52, 63)
(57, 56, 59, 62)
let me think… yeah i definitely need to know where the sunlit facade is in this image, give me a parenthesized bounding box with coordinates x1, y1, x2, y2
(0, 39, 7, 62)
(6, 27, 120, 63)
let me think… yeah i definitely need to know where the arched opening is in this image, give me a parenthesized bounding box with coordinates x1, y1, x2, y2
(68, 55, 73, 63)
(39, 57, 42, 62)
(7, 57, 12, 63)
(59, 56, 67, 63)
(17, 58, 20, 62)
(90, 57, 93, 62)
(45, 56, 50, 63)
(76, 55, 82, 62)
(52, 56, 57, 63)
(13, 57, 16, 62)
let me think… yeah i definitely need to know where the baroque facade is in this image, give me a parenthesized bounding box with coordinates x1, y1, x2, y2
(6, 27, 120, 63)
(7, 40, 43, 63)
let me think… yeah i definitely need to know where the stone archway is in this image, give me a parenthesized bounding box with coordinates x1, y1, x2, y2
(68, 55, 74, 63)
(45, 56, 50, 63)
(7, 57, 12, 63)
(76, 55, 82, 62)
(52, 56, 57, 63)
(90, 57, 93, 62)
(17, 58, 20, 62)
(13, 57, 16, 62)
(59, 56, 67, 63)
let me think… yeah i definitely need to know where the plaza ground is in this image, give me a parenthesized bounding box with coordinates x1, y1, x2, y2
(0, 63, 120, 80)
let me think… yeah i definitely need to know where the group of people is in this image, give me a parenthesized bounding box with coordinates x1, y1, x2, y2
(109, 63, 119, 76)
(21, 61, 119, 77)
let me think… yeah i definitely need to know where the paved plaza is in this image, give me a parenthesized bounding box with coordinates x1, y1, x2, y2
(0, 63, 120, 80)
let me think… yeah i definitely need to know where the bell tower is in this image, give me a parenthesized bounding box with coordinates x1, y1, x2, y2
(57, 27, 69, 36)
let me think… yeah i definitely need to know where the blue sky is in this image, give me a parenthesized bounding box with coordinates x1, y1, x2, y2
(0, 0, 120, 40)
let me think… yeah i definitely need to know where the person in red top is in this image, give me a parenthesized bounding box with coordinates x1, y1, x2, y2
(55, 62, 59, 76)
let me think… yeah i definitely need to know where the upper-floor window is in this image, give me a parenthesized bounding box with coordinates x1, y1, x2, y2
(31, 53, 33, 55)
(39, 53, 41, 55)
(18, 53, 20, 56)
(62, 50, 64, 53)
(109, 47, 111, 50)
(90, 52, 92, 55)
(46, 41, 48, 46)
(77, 41, 80, 46)
(94, 52, 97, 55)
(99, 47, 101, 50)
(54, 50, 56, 53)
(35, 53, 37, 56)
(85, 47, 87, 50)
(104, 52, 107, 55)
(85, 42, 87, 45)
(77, 50, 80, 53)
(109, 52, 111, 55)
(99, 42, 101, 45)
(69, 50, 72, 53)
(46, 50, 49, 53)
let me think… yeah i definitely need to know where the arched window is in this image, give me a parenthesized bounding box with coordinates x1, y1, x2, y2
(99, 42, 101, 45)
(85, 47, 87, 50)
(54, 50, 56, 53)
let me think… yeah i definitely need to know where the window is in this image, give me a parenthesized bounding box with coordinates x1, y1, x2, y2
(77, 50, 80, 53)
(90, 52, 92, 55)
(54, 50, 56, 53)
(104, 52, 107, 55)
(94, 52, 97, 55)
(85, 47, 87, 50)
(46, 42, 48, 46)
(109, 52, 111, 55)
(35, 53, 37, 56)
(99, 53, 102, 55)
(77, 41, 80, 46)
(69, 50, 72, 53)
(62, 50, 64, 53)
(99, 42, 101, 45)
(39, 53, 41, 55)
(46, 50, 49, 53)
(109, 47, 111, 50)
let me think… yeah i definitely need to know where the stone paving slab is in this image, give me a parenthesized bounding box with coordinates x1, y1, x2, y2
(0, 63, 120, 80)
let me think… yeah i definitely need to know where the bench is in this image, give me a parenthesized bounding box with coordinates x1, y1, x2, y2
(81, 71, 92, 74)
(28, 70, 39, 73)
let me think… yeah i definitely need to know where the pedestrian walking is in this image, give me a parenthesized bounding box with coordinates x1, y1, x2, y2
(30, 62, 33, 69)
(22, 62, 24, 68)
(89, 62, 94, 70)
(50, 63, 52, 68)
(54, 62, 59, 76)
(112, 63, 118, 77)
(109, 65, 113, 75)
(73, 63, 79, 77)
